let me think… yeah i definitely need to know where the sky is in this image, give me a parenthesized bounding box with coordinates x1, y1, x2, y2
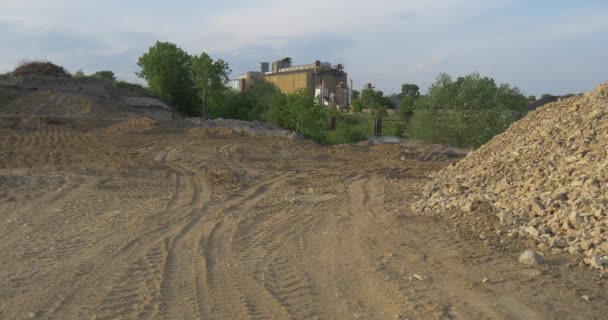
(0, 0, 607, 97)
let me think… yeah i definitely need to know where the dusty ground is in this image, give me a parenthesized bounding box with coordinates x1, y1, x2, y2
(1, 117, 607, 320)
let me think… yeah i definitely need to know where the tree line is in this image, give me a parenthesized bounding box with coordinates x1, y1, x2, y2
(131, 41, 530, 148)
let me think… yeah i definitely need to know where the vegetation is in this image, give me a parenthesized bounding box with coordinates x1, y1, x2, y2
(92, 70, 117, 81)
(191, 53, 230, 117)
(74, 69, 86, 78)
(405, 73, 528, 148)
(350, 87, 395, 116)
(131, 41, 530, 147)
(137, 42, 197, 114)
(136, 41, 230, 116)
(399, 83, 420, 123)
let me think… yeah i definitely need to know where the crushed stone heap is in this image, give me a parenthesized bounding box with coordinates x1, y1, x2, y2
(415, 83, 608, 270)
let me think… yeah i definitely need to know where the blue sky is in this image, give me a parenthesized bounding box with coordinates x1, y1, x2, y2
(1, 0, 606, 96)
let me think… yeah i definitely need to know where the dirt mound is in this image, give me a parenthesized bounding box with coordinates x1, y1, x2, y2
(415, 83, 608, 270)
(0, 78, 178, 120)
(12, 61, 71, 78)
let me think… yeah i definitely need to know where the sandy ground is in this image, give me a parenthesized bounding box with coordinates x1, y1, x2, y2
(1, 117, 607, 320)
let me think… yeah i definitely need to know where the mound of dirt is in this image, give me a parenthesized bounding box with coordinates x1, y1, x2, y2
(0, 77, 178, 120)
(12, 61, 71, 78)
(415, 83, 608, 270)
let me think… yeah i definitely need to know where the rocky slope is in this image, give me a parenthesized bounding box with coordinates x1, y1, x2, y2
(415, 83, 608, 271)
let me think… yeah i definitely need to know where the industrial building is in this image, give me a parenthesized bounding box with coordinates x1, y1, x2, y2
(231, 58, 352, 109)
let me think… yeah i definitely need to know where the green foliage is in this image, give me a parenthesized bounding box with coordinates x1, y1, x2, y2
(136, 41, 231, 117)
(263, 89, 327, 141)
(527, 95, 536, 102)
(350, 88, 395, 115)
(74, 69, 85, 78)
(363, 89, 396, 109)
(541, 93, 555, 100)
(350, 99, 363, 113)
(351, 90, 360, 100)
(137, 41, 196, 114)
(399, 95, 416, 122)
(400, 84, 420, 99)
(370, 104, 388, 118)
(92, 70, 116, 81)
(210, 90, 251, 120)
(246, 79, 284, 121)
(324, 122, 368, 144)
(407, 72, 528, 148)
(190, 53, 231, 118)
(399, 83, 421, 123)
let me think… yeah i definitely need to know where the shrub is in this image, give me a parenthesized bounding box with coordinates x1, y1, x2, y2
(324, 122, 368, 145)
(92, 70, 116, 81)
(407, 73, 527, 148)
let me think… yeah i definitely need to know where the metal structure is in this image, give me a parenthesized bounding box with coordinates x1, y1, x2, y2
(373, 118, 382, 137)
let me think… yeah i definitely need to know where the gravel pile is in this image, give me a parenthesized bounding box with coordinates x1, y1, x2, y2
(414, 83, 608, 270)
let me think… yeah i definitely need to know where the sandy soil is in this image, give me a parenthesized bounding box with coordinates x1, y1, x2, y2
(1, 117, 607, 320)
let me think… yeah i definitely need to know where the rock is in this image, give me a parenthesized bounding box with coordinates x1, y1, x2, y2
(497, 211, 513, 226)
(549, 237, 568, 248)
(599, 242, 608, 254)
(525, 226, 540, 238)
(528, 199, 545, 217)
(585, 256, 608, 270)
(410, 274, 427, 281)
(519, 250, 544, 266)
(569, 212, 583, 229)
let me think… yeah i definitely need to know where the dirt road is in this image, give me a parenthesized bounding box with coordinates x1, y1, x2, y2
(1, 118, 606, 319)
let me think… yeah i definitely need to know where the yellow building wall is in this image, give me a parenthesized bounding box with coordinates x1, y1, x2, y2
(264, 71, 314, 95)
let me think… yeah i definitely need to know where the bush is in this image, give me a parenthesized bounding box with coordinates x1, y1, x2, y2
(324, 122, 368, 145)
(92, 70, 116, 81)
(407, 73, 527, 148)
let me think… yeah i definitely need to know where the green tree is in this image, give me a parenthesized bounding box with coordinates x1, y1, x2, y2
(246, 79, 285, 121)
(408, 72, 528, 148)
(92, 70, 116, 81)
(351, 90, 360, 100)
(211, 90, 251, 120)
(400, 84, 420, 99)
(74, 69, 85, 78)
(190, 53, 230, 118)
(399, 83, 421, 123)
(137, 41, 196, 114)
(350, 88, 394, 114)
(350, 99, 363, 113)
(527, 95, 536, 102)
(263, 89, 327, 141)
